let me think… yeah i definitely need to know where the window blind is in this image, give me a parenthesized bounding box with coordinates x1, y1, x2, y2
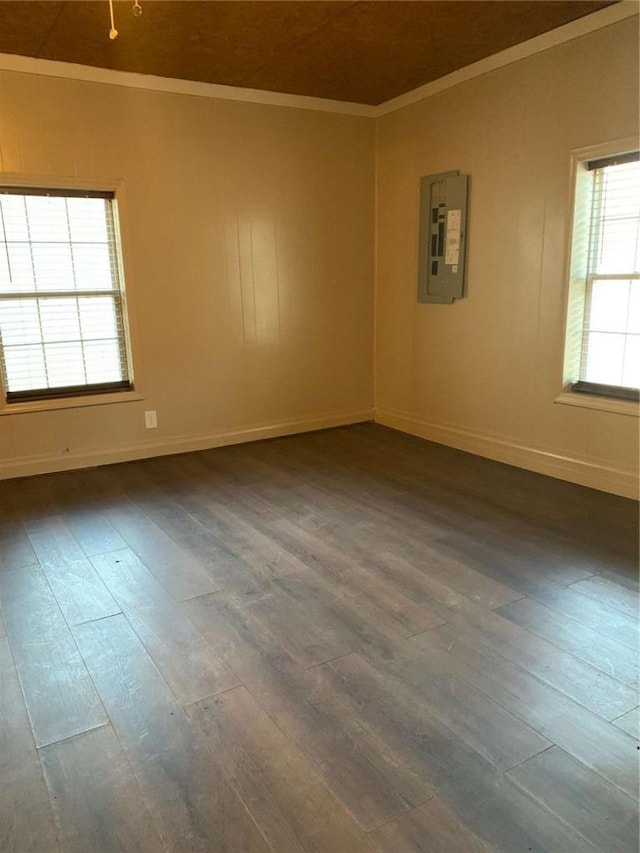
(578, 156, 640, 393)
(0, 189, 132, 402)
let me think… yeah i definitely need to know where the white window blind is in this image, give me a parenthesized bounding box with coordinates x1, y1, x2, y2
(577, 153, 640, 397)
(0, 188, 132, 402)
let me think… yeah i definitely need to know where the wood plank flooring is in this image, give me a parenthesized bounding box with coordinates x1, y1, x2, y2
(0, 423, 638, 852)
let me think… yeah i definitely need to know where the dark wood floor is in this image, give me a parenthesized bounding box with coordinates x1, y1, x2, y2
(0, 423, 638, 852)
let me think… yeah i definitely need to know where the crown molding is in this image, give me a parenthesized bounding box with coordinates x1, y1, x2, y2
(0, 52, 376, 117)
(373, 2, 639, 117)
(0, 3, 636, 118)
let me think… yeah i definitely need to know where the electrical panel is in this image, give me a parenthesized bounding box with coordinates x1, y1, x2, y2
(417, 171, 469, 304)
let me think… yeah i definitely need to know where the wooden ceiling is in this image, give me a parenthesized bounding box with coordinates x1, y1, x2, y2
(0, 1, 616, 105)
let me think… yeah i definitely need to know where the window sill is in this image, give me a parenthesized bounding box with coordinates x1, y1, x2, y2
(554, 391, 640, 418)
(0, 390, 143, 416)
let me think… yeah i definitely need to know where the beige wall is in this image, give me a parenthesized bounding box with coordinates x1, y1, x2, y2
(375, 18, 639, 497)
(1, 16, 638, 497)
(0, 72, 375, 476)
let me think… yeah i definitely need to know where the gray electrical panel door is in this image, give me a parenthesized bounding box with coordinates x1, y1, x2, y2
(418, 171, 469, 304)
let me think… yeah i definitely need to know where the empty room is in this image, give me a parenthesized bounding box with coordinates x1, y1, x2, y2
(0, 2, 638, 851)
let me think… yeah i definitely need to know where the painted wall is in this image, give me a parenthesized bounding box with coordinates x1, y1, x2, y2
(375, 18, 639, 497)
(1, 15, 638, 497)
(0, 71, 375, 476)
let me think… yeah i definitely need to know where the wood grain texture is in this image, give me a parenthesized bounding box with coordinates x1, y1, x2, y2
(0, 637, 60, 853)
(90, 545, 237, 708)
(612, 707, 640, 739)
(312, 652, 600, 852)
(226, 499, 448, 635)
(232, 439, 555, 607)
(433, 529, 595, 599)
(101, 502, 220, 601)
(93, 462, 274, 589)
(189, 685, 376, 852)
(89, 548, 178, 610)
(507, 746, 639, 852)
(62, 507, 127, 558)
(73, 614, 270, 853)
(125, 598, 239, 704)
(414, 626, 640, 800)
(0, 516, 36, 572)
(40, 725, 166, 853)
(0, 424, 636, 852)
(569, 575, 639, 620)
(364, 637, 553, 772)
(184, 591, 431, 831)
(530, 581, 639, 650)
(25, 516, 120, 625)
(422, 595, 637, 720)
(0, 565, 107, 747)
(162, 488, 308, 581)
(371, 796, 494, 853)
(496, 595, 639, 686)
(233, 576, 359, 668)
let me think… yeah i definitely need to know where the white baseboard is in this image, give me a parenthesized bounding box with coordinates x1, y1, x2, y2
(3, 405, 636, 500)
(375, 407, 639, 500)
(0, 409, 374, 481)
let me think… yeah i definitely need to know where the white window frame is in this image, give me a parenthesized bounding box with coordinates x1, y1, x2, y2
(0, 175, 143, 415)
(556, 137, 640, 418)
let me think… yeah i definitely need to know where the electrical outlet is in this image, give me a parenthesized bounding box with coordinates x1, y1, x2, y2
(144, 410, 158, 429)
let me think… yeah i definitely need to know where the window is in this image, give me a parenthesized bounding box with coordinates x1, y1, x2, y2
(564, 148, 640, 403)
(0, 187, 133, 404)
